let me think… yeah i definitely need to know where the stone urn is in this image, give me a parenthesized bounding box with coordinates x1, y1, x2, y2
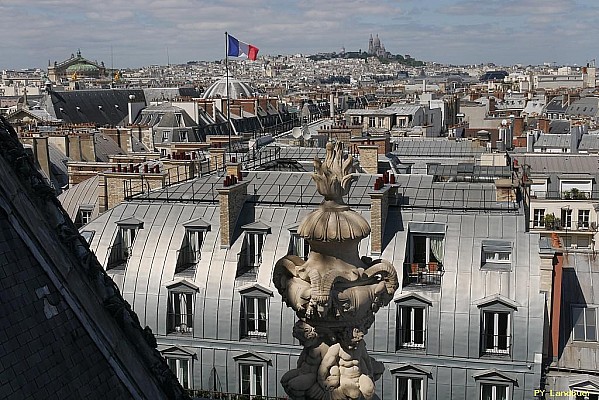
(273, 142, 398, 400)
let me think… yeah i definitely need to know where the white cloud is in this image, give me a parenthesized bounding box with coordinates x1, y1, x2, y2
(0, 0, 597, 69)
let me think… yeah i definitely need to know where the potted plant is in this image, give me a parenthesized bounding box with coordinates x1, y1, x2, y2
(544, 213, 556, 229)
(563, 190, 571, 199)
(571, 188, 580, 199)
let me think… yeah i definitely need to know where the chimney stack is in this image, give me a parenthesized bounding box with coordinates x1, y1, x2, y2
(218, 179, 250, 248)
(369, 184, 391, 255)
(358, 145, 379, 174)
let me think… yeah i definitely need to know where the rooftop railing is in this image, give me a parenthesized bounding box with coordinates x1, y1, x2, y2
(186, 390, 287, 400)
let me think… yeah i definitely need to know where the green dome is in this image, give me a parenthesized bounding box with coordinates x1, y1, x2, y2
(66, 62, 99, 74)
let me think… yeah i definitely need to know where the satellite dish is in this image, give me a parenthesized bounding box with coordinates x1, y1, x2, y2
(291, 127, 302, 139)
(302, 125, 312, 140)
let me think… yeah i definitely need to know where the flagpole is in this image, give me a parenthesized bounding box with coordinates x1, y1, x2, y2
(225, 31, 231, 158)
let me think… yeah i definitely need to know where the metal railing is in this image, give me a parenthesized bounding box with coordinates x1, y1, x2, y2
(397, 329, 426, 349)
(530, 190, 596, 200)
(481, 334, 511, 356)
(404, 263, 444, 286)
(186, 390, 287, 400)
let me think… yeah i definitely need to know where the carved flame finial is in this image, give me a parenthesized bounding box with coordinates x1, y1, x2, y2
(312, 142, 356, 204)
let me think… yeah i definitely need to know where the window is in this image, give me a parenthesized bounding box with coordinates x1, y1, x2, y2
(409, 234, 444, 266)
(162, 130, 170, 142)
(167, 358, 191, 389)
(481, 240, 512, 270)
(578, 210, 590, 229)
(369, 116, 376, 127)
(532, 209, 545, 228)
(240, 364, 264, 396)
(180, 130, 188, 142)
(481, 383, 508, 400)
(75, 205, 94, 228)
(405, 223, 445, 286)
(561, 208, 572, 228)
(107, 217, 143, 270)
(176, 220, 210, 274)
(80, 209, 92, 225)
(246, 233, 265, 267)
(572, 306, 597, 342)
(167, 291, 194, 334)
(484, 252, 511, 263)
(398, 306, 425, 349)
(482, 311, 510, 355)
(289, 232, 310, 260)
(241, 296, 268, 339)
(396, 376, 423, 400)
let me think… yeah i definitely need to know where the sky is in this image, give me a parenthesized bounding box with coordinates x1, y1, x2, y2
(1, 0, 598, 70)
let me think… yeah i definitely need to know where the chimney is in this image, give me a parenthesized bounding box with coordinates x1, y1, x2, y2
(80, 134, 95, 161)
(226, 160, 243, 181)
(358, 145, 379, 174)
(513, 117, 524, 136)
(527, 131, 535, 152)
(550, 234, 564, 362)
(209, 147, 226, 173)
(128, 99, 145, 125)
(369, 184, 391, 255)
(30, 137, 51, 178)
(217, 179, 250, 248)
(538, 118, 550, 133)
(68, 135, 82, 161)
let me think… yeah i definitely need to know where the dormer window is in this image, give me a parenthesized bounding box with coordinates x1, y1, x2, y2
(75, 205, 94, 228)
(475, 295, 519, 358)
(288, 225, 310, 260)
(239, 284, 273, 340)
(404, 222, 445, 287)
(107, 217, 143, 271)
(395, 293, 432, 351)
(166, 280, 198, 335)
(162, 130, 170, 142)
(481, 240, 512, 271)
(176, 219, 210, 276)
(180, 130, 188, 142)
(237, 221, 270, 279)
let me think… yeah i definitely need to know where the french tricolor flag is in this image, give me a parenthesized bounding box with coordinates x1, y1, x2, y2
(227, 34, 259, 61)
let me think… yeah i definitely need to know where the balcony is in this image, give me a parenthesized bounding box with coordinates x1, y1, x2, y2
(404, 262, 444, 286)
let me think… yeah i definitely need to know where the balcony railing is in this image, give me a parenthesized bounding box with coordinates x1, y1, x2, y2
(481, 333, 511, 356)
(404, 263, 444, 286)
(398, 329, 426, 350)
(186, 390, 287, 400)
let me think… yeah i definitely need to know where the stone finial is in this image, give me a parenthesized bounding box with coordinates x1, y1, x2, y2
(312, 141, 356, 204)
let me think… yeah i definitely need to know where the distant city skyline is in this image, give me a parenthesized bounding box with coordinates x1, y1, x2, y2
(1, 0, 598, 70)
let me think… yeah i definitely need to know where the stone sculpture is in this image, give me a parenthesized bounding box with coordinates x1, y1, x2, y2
(274, 142, 398, 400)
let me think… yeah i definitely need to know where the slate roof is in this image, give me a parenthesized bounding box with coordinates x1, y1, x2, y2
(42, 89, 146, 126)
(0, 116, 188, 400)
(392, 138, 486, 157)
(578, 134, 599, 152)
(533, 134, 571, 149)
(94, 131, 126, 161)
(549, 120, 570, 134)
(566, 96, 599, 118)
